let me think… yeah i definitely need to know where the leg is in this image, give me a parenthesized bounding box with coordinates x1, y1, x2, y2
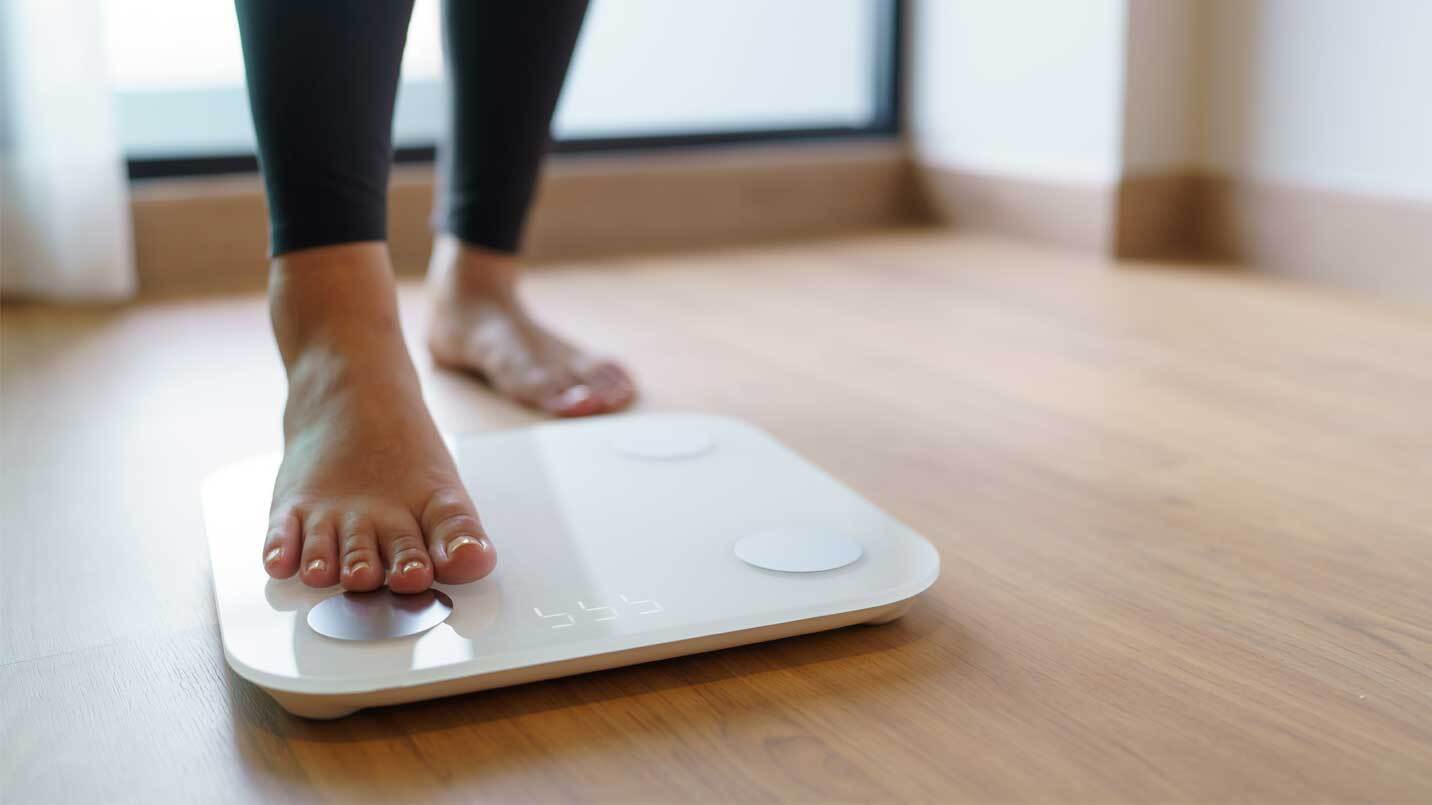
(237, 0, 494, 592)
(426, 0, 637, 417)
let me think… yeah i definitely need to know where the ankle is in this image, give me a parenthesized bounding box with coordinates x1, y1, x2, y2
(429, 235, 520, 303)
(268, 242, 409, 370)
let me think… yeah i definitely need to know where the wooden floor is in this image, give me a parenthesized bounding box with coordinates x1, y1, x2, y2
(3, 233, 1430, 803)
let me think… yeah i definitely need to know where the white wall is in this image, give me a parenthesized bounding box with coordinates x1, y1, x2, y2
(910, 0, 1128, 185)
(1202, 0, 1432, 201)
(914, 0, 1432, 204)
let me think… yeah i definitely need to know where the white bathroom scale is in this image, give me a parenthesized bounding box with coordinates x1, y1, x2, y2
(204, 414, 940, 718)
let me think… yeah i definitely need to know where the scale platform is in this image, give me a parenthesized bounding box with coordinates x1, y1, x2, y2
(204, 413, 940, 718)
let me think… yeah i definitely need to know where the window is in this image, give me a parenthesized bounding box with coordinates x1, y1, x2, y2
(106, 0, 901, 177)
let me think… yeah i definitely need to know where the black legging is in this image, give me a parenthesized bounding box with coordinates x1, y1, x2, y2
(235, 1, 588, 257)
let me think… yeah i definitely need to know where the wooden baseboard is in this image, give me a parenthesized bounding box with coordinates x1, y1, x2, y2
(130, 141, 925, 296)
(916, 166, 1206, 261)
(918, 165, 1432, 301)
(1198, 176, 1432, 300)
(1115, 172, 1204, 260)
(916, 166, 1116, 253)
(130, 145, 1432, 301)
(1121, 172, 1432, 299)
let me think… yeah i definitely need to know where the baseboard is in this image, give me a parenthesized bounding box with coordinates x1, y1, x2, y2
(916, 166, 1116, 253)
(130, 147, 1432, 301)
(1115, 172, 1204, 260)
(129, 141, 925, 296)
(917, 166, 1205, 260)
(918, 164, 1432, 300)
(1121, 172, 1432, 299)
(1198, 176, 1432, 300)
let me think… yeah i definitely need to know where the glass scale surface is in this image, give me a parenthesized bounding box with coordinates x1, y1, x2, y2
(204, 414, 940, 718)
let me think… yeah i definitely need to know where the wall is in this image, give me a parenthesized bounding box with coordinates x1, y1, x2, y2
(910, 0, 1432, 298)
(913, 0, 1432, 201)
(909, 0, 1129, 249)
(1202, 0, 1432, 201)
(909, 0, 1128, 185)
(1195, 0, 1432, 295)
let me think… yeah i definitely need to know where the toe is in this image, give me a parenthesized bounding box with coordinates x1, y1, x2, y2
(584, 371, 622, 411)
(506, 365, 608, 418)
(338, 518, 384, 591)
(420, 488, 496, 585)
(377, 519, 434, 594)
(262, 510, 302, 579)
(604, 362, 637, 400)
(298, 517, 339, 587)
(584, 361, 637, 412)
(542, 383, 605, 417)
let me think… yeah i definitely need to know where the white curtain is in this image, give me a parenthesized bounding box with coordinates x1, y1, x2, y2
(1, 0, 135, 301)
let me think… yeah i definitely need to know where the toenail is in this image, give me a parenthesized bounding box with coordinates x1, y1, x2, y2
(400, 560, 425, 575)
(447, 535, 480, 556)
(561, 385, 593, 405)
(306, 558, 327, 574)
(264, 547, 283, 566)
(348, 560, 370, 575)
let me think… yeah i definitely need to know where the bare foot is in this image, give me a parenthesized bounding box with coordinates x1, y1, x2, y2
(261, 243, 496, 592)
(425, 236, 637, 417)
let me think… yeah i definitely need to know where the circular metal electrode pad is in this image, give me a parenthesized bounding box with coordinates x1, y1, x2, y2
(734, 528, 864, 573)
(611, 422, 714, 460)
(307, 588, 454, 641)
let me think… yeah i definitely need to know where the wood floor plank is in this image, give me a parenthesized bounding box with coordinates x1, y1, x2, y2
(3, 233, 1430, 803)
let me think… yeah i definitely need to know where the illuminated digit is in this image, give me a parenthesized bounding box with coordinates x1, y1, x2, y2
(533, 607, 575, 629)
(620, 595, 663, 615)
(577, 601, 618, 621)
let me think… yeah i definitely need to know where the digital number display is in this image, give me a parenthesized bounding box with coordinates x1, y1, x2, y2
(533, 594, 663, 629)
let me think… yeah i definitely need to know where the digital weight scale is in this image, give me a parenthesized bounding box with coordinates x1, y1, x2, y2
(205, 414, 940, 718)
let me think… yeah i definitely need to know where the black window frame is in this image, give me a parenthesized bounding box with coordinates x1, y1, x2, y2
(127, 0, 903, 181)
